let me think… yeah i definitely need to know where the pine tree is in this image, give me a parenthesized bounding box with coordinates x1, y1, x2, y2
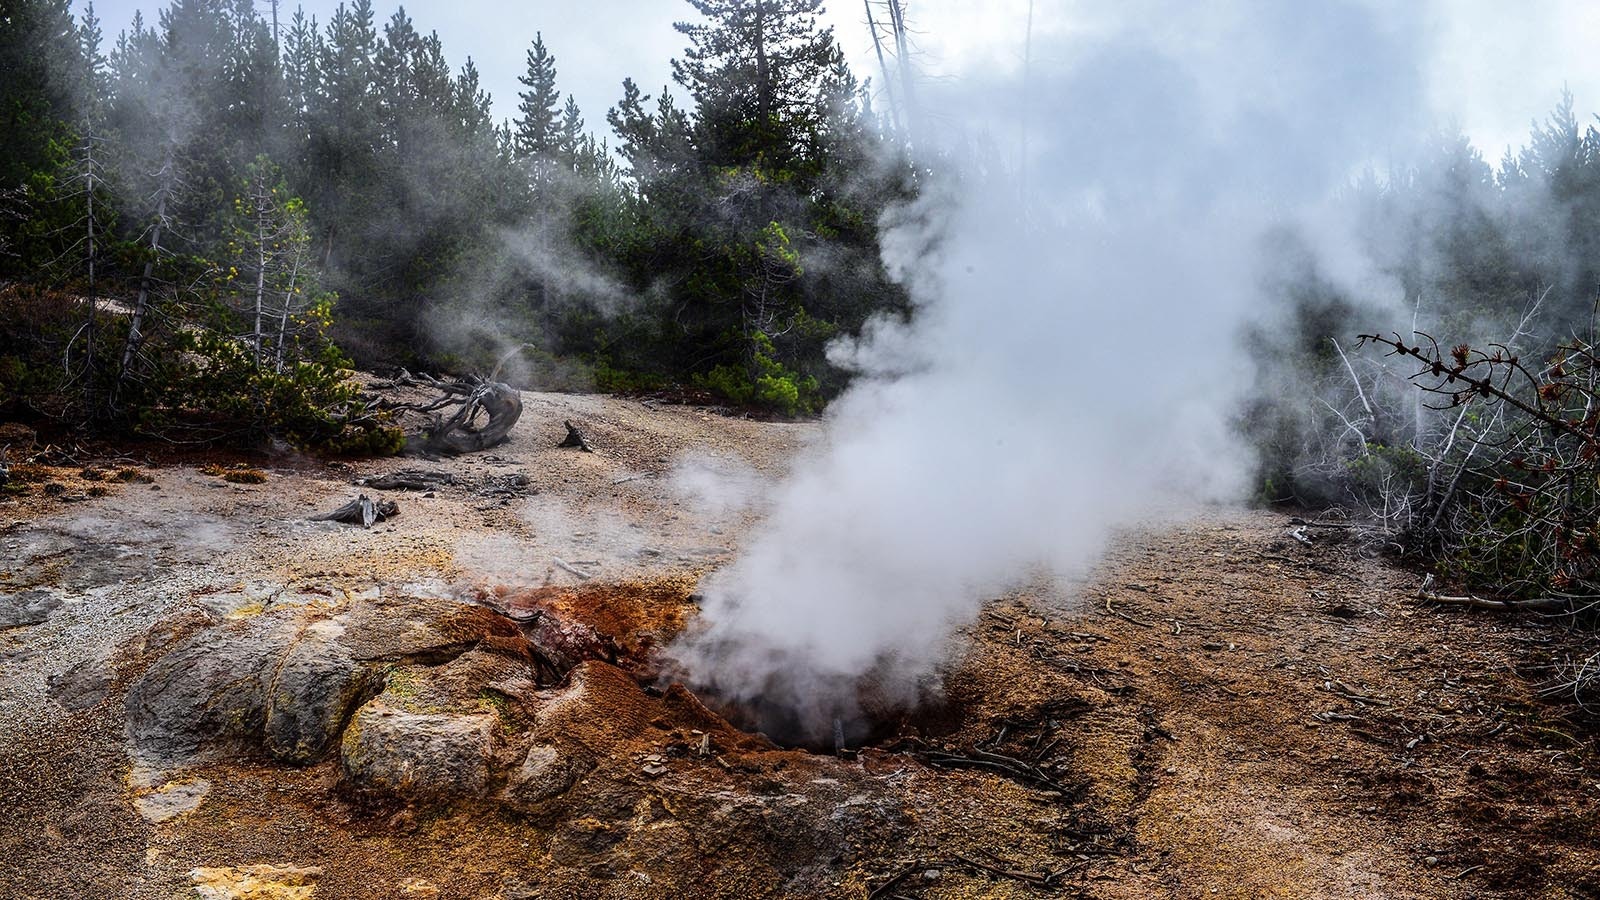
(670, 0, 835, 173)
(607, 79, 696, 199)
(374, 8, 419, 146)
(66, 2, 111, 415)
(557, 93, 585, 172)
(0, 0, 86, 193)
(513, 32, 561, 185)
(223, 0, 288, 161)
(304, 0, 377, 269)
(452, 58, 493, 141)
(280, 9, 319, 143)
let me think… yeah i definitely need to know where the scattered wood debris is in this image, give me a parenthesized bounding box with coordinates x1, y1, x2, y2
(355, 469, 455, 491)
(553, 557, 593, 580)
(1104, 597, 1154, 628)
(1413, 574, 1571, 612)
(1320, 679, 1390, 707)
(919, 746, 1075, 795)
(479, 472, 533, 499)
(868, 851, 1076, 899)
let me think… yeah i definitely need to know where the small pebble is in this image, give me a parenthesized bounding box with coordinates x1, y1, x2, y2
(1424, 856, 1439, 867)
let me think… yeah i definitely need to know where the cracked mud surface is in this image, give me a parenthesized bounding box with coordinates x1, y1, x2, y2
(3, 391, 1599, 898)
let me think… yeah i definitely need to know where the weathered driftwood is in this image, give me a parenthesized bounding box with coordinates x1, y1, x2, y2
(310, 493, 398, 528)
(553, 557, 593, 580)
(389, 373, 523, 457)
(559, 420, 594, 452)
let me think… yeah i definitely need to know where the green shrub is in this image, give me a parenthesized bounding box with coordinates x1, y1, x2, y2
(1343, 442, 1428, 500)
(696, 332, 820, 416)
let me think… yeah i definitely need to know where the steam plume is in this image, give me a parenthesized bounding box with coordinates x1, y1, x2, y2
(669, 0, 1428, 742)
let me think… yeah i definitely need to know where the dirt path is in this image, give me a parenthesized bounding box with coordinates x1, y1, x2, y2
(2, 392, 1597, 899)
(945, 516, 1600, 898)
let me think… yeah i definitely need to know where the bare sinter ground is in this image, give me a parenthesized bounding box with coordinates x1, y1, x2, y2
(2, 389, 1598, 899)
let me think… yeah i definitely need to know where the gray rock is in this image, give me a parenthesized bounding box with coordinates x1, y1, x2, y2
(124, 614, 297, 764)
(0, 589, 62, 629)
(49, 656, 113, 711)
(263, 620, 371, 765)
(123, 594, 525, 768)
(339, 596, 519, 663)
(500, 743, 590, 812)
(340, 701, 497, 799)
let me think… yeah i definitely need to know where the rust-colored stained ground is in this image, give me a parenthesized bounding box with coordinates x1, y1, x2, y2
(487, 576, 700, 661)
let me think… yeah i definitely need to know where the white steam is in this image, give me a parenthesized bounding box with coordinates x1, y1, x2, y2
(671, 0, 1432, 739)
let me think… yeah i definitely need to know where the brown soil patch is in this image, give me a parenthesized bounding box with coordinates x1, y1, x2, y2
(486, 575, 700, 661)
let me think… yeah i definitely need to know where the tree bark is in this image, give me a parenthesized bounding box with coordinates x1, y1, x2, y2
(252, 174, 269, 368)
(119, 146, 175, 398)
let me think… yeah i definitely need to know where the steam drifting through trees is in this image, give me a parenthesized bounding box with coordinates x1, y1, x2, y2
(1, 0, 910, 448)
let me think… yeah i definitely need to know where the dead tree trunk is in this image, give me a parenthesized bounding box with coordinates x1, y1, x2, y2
(559, 420, 594, 452)
(250, 170, 271, 368)
(118, 144, 175, 401)
(310, 493, 397, 528)
(391, 374, 523, 456)
(864, 0, 902, 136)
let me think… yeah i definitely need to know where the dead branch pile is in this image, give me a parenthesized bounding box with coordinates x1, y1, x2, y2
(1352, 327, 1600, 701)
(1360, 330, 1600, 601)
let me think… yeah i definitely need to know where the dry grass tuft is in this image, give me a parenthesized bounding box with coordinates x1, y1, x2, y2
(201, 464, 268, 484)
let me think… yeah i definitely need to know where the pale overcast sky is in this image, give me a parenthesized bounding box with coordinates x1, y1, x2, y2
(72, 0, 1600, 163)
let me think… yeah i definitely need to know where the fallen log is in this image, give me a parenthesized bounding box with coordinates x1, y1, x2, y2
(1413, 574, 1573, 612)
(553, 557, 593, 580)
(310, 493, 398, 528)
(356, 469, 455, 491)
(1417, 591, 1570, 612)
(921, 747, 1075, 794)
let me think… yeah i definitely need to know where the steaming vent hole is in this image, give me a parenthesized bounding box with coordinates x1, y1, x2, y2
(690, 685, 967, 754)
(482, 581, 965, 754)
